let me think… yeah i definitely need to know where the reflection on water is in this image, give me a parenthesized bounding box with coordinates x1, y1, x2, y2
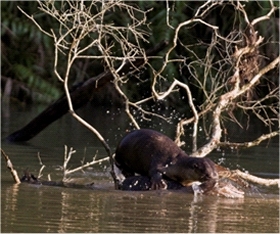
(1, 104, 279, 232)
(1, 178, 279, 233)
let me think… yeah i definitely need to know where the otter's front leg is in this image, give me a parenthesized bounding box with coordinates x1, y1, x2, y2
(149, 171, 167, 190)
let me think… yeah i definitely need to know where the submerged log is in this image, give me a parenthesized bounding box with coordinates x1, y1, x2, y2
(5, 41, 168, 142)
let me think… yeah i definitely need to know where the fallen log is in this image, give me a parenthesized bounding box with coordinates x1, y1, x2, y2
(5, 41, 168, 142)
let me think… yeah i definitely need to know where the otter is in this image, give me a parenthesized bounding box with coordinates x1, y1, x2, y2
(114, 129, 218, 193)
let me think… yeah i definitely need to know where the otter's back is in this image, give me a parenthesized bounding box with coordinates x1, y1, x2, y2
(115, 129, 185, 175)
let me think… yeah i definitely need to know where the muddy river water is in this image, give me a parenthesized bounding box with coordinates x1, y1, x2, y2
(1, 104, 279, 232)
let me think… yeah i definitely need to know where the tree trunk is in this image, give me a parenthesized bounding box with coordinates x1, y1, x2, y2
(5, 41, 168, 142)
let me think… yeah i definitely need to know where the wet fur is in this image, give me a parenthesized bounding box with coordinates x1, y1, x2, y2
(115, 129, 218, 192)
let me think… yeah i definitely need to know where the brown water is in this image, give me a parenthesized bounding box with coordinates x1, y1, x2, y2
(1, 104, 279, 233)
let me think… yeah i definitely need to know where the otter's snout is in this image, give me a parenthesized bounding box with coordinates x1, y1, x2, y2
(196, 158, 219, 182)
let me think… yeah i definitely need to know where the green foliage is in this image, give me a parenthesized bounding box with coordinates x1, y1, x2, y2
(1, 0, 278, 109)
(12, 63, 61, 100)
(1, 1, 62, 104)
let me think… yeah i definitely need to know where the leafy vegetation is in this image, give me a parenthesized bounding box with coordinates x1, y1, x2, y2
(1, 1, 278, 107)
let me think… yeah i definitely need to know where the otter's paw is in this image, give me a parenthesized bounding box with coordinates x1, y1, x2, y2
(150, 173, 167, 190)
(151, 179, 167, 190)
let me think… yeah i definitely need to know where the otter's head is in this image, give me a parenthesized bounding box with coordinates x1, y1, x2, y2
(189, 157, 218, 182)
(159, 157, 218, 185)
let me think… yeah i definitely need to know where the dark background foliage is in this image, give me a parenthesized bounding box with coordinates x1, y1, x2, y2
(1, 1, 279, 109)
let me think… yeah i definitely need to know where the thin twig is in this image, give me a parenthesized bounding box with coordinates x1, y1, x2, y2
(1, 149, 21, 184)
(37, 152, 46, 179)
(65, 157, 110, 175)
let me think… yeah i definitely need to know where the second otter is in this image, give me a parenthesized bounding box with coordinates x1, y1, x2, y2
(114, 129, 218, 192)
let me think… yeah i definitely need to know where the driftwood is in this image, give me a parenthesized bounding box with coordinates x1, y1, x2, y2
(1, 148, 104, 189)
(5, 41, 168, 142)
(1, 149, 21, 184)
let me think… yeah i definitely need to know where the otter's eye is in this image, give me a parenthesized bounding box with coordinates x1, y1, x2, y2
(193, 163, 198, 169)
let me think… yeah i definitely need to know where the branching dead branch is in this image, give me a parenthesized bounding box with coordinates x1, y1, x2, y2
(65, 156, 109, 176)
(62, 145, 109, 182)
(152, 2, 279, 157)
(191, 56, 279, 158)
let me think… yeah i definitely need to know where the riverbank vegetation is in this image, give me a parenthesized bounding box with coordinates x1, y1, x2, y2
(2, 1, 279, 107)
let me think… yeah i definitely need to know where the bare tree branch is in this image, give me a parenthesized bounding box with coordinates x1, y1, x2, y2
(218, 131, 279, 149)
(233, 170, 279, 187)
(61, 145, 109, 181)
(191, 57, 279, 158)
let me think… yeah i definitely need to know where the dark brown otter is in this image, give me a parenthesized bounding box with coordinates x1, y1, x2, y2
(114, 129, 218, 192)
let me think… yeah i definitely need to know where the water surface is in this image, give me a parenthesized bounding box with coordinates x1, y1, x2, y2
(1, 104, 279, 232)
